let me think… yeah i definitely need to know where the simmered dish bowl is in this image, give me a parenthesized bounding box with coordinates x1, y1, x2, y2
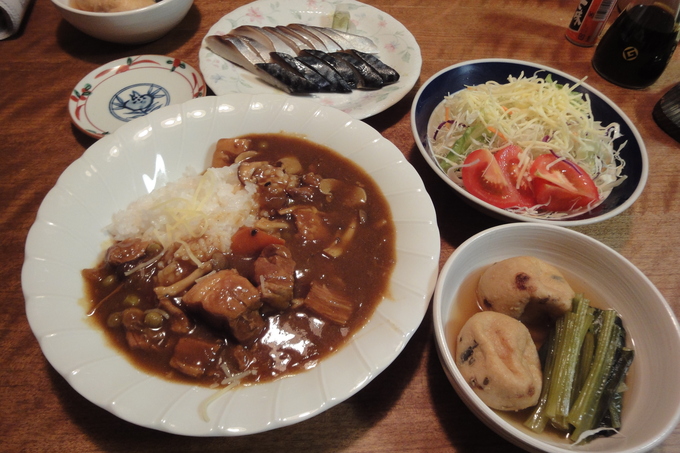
(433, 223, 680, 452)
(22, 93, 440, 435)
(51, 0, 193, 44)
(411, 59, 648, 226)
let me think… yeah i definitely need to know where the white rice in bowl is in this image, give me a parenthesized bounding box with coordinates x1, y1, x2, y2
(107, 166, 258, 258)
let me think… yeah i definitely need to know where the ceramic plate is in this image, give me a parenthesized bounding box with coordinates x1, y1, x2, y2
(199, 0, 421, 119)
(69, 55, 207, 139)
(411, 58, 648, 226)
(23, 93, 440, 436)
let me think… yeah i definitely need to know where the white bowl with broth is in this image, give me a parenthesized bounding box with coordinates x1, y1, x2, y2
(51, 0, 192, 44)
(433, 223, 680, 452)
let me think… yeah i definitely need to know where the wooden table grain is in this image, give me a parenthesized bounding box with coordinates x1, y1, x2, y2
(1, 0, 678, 451)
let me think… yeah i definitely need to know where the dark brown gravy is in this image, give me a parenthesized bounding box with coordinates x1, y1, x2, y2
(83, 133, 396, 387)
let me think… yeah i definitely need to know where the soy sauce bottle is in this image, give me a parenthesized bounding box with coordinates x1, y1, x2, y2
(592, 0, 680, 89)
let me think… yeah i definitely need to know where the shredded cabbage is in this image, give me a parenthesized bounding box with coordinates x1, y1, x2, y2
(430, 72, 627, 218)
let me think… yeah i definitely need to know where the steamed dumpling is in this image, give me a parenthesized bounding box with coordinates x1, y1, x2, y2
(456, 311, 542, 411)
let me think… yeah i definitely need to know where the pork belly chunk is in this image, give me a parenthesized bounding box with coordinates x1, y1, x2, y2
(477, 256, 575, 320)
(158, 298, 193, 334)
(303, 281, 354, 325)
(253, 244, 295, 310)
(293, 206, 331, 245)
(169, 336, 221, 378)
(183, 269, 265, 343)
(456, 311, 542, 411)
(121, 307, 166, 352)
(105, 237, 151, 265)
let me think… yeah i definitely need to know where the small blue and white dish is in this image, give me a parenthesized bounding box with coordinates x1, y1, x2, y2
(410, 58, 648, 226)
(69, 55, 206, 139)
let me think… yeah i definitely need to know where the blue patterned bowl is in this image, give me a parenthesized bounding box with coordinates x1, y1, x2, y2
(410, 58, 647, 226)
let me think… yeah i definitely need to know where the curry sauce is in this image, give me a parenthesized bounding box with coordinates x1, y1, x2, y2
(83, 133, 396, 387)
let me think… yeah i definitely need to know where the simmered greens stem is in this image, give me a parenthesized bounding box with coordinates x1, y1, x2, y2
(567, 309, 620, 439)
(543, 297, 594, 430)
(597, 348, 634, 431)
(574, 330, 595, 395)
(524, 327, 558, 433)
(608, 391, 623, 429)
(524, 299, 634, 443)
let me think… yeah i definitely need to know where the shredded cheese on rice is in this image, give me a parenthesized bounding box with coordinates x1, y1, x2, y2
(107, 166, 258, 258)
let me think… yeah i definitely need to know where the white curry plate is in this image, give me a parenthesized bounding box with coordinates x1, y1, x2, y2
(199, 0, 421, 119)
(23, 93, 440, 436)
(69, 55, 207, 139)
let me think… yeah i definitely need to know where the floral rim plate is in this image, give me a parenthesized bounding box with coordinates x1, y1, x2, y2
(69, 55, 207, 139)
(23, 93, 440, 436)
(199, 0, 421, 119)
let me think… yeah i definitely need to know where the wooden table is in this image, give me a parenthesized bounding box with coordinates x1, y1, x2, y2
(1, 0, 678, 451)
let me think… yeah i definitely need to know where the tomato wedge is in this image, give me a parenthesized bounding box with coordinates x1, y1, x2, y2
(495, 145, 535, 207)
(462, 148, 534, 209)
(530, 154, 599, 212)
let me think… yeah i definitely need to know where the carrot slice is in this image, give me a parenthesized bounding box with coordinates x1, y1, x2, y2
(230, 226, 285, 256)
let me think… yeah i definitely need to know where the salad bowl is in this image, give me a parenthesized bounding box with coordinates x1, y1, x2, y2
(411, 59, 648, 226)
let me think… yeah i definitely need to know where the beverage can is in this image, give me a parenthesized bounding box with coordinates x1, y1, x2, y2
(566, 0, 618, 46)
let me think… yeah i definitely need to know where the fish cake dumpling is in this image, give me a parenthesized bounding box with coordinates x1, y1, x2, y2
(456, 311, 542, 411)
(477, 256, 574, 320)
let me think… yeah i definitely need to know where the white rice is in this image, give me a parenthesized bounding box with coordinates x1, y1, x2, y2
(107, 166, 258, 255)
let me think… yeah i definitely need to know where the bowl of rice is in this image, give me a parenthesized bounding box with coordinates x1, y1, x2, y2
(410, 58, 648, 226)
